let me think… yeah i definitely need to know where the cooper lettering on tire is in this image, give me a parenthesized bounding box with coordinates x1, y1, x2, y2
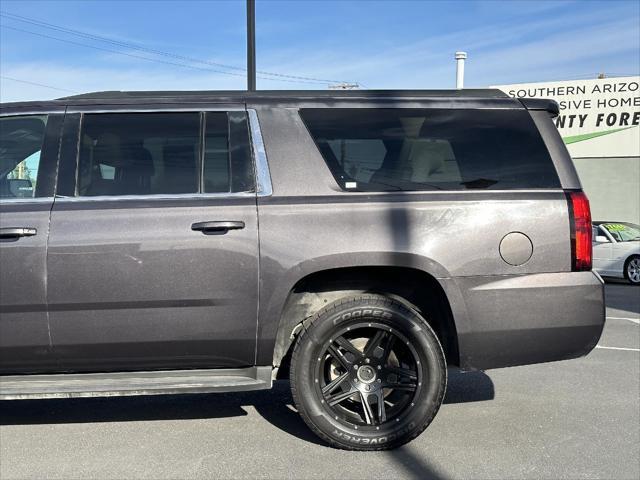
(290, 294, 447, 450)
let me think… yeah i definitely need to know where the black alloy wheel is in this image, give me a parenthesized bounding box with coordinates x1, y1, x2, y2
(290, 295, 447, 450)
(318, 323, 421, 427)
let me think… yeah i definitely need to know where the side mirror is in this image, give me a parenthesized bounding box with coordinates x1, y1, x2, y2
(595, 235, 610, 243)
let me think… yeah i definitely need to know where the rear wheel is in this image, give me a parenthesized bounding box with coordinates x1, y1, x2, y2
(625, 255, 640, 285)
(290, 295, 447, 450)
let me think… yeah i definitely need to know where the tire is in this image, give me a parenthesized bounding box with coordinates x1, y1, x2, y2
(290, 294, 447, 450)
(624, 255, 640, 285)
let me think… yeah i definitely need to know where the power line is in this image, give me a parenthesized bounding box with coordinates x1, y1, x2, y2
(1, 25, 331, 86)
(1, 25, 246, 77)
(0, 11, 355, 85)
(0, 26, 337, 87)
(1, 11, 250, 73)
(0, 75, 77, 93)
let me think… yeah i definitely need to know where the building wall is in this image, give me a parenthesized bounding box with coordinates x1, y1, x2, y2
(573, 156, 640, 223)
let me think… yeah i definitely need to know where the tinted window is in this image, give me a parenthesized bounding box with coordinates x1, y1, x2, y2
(0, 115, 47, 198)
(203, 112, 230, 193)
(77, 112, 254, 196)
(301, 108, 560, 191)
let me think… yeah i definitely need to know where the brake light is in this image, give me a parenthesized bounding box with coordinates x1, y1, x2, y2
(566, 191, 592, 271)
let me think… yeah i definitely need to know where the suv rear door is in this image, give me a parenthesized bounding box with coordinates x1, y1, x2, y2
(47, 105, 259, 372)
(0, 109, 63, 374)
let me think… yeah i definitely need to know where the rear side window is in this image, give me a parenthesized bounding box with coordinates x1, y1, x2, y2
(301, 108, 560, 191)
(0, 115, 47, 198)
(77, 112, 253, 196)
(203, 112, 231, 193)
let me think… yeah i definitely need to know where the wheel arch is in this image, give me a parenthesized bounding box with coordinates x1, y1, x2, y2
(270, 263, 460, 379)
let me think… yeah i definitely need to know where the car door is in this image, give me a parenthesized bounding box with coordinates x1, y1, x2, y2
(608, 224, 639, 274)
(0, 110, 63, 374)
(592, 225, 616, 276)
(47, 106, 260, 372)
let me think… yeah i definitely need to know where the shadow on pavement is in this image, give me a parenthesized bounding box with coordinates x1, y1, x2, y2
(387, 445, 449, 480)
(0, 369, 494, 449)
(444, 368, 494, 404)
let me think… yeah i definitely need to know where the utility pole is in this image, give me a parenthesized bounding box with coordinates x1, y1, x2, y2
(247, 0, 256, 91)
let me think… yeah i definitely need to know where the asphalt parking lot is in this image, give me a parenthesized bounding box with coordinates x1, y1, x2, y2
(1, 283, 638, 480)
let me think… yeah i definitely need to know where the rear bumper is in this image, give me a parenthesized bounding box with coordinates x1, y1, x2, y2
(447, 271, 605, 370)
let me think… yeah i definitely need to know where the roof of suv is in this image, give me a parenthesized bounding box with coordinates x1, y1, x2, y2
(0, 89, 558, 114)
(0, 88, 504, 107)
(60, 89, 509, 100)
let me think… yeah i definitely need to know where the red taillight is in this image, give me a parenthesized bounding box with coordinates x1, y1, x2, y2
(566, 191, 592, 271)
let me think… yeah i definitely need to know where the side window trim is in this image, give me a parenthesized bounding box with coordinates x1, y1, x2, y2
(198, 112, 206, 194)
(52, 191, 257, 202)
(55, 112, 81, 198)
(36, 113, 65, 198)
(247, 109, 272, 197)
(56, 108, 258, 201)
(228, 111, 255, 193)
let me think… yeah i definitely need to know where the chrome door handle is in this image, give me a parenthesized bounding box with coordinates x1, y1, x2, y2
(191, 221, 245, 234)
(0, 227, 37, 239)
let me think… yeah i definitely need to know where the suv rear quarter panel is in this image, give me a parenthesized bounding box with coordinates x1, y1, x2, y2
(252, 106, 600, 369)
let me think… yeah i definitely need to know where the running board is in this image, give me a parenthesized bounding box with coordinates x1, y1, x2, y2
(0, 366, 272, 400)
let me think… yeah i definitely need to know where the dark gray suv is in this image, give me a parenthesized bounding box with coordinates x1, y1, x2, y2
(0, 89, 605, 450)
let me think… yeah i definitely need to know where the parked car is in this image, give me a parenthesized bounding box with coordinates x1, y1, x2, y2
(592, 222, 640, 285)
(0, 89, 605, 450)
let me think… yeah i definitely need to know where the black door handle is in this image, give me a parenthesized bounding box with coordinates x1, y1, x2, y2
(0, 227, 37, 239)
(191, 221, 245, 234)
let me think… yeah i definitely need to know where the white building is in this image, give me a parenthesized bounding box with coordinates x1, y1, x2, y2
(493, 76, 640, 224)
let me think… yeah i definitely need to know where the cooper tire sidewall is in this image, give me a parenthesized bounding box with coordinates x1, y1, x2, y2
(294, 300, 446, 449)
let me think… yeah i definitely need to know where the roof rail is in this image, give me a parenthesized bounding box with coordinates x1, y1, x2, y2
(57, 88, 510, 101)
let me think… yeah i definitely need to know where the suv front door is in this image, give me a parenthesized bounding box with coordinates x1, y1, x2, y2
(47, 107, 260, 372)
(0, 111, 63, 374)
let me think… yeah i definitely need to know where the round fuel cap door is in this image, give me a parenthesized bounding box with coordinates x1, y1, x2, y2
(499, 232, 533, 266)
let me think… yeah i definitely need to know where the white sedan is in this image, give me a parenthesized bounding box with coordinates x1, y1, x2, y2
(592, 222, 640, 285)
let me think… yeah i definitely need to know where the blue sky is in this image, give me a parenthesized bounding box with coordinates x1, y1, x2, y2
(1, 0, 639, 102)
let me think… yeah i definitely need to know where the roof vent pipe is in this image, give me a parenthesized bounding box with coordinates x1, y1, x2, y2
(455, 51, 467, 89)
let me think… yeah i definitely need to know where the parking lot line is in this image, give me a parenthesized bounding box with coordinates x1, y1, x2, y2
(606, 316, 640, 325)
(595, 346, 640, 352)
